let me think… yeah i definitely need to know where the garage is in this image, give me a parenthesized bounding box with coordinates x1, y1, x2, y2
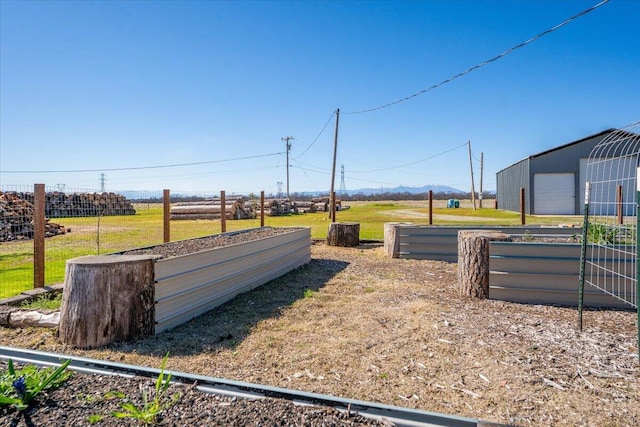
(533, 173, 575, 215)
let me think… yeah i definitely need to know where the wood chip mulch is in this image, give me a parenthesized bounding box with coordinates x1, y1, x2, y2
(1, 241, 638, 426)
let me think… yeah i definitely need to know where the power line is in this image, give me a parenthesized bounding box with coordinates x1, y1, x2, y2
(1, 152, 284, 173)
(293, 110, 336, 160)
(345, 0, 609, 115)
(349, 142, 468, 173)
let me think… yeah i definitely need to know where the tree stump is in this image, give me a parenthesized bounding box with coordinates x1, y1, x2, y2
(327, 222, 360, 247)
(59, 255, 156, 348)
(383, 222, 405, 258)
(458, 230, 511, 299)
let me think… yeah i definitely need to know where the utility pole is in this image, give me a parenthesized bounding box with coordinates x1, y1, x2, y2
(468, 141, 476, 210)
(281, 136, 294, 199)
(479, 152, 484, 208)
(329, 109, 340, 222)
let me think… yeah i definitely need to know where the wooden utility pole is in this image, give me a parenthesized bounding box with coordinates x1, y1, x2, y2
(329, 109, 340, 222)
(479, 152, 484, 208)
(468, 141, 477, 210)
(282, 136, 294, 199)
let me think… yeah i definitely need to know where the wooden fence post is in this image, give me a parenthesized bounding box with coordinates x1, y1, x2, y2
(163, 189, 170, 243)
(330, 192, 337, 222)
(428, 190, 433, 225)
(260, 191, 265, 227)
(220, 190, 226, 233)
(34, 184, 45, 288)
(617, 184, 623, 225)
(520, 188, 526, 225)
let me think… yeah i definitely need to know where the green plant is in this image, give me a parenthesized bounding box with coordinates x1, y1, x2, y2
(19, 292, 63, 310)
(87, 414, 104, 424)
(0, 358, 72, 411)
(110, 354, 180, 425)
(588, 223, 620, 244)
(303, 288, 314, 298)
(521, 230, 534, 242)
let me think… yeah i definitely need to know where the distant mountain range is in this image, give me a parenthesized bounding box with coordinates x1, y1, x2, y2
(118, 184, 478, 200)
(335, 184, 464, 196)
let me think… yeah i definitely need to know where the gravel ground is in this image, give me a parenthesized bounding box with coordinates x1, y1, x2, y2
(1, 228, 638, 426)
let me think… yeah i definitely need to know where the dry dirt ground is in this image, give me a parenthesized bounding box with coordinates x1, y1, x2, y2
(1, 241, 638, 426)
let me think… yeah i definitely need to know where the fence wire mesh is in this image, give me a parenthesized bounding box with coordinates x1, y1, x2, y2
(0, 186, 274, 299)
(0, 185, 164, 298)
(583, 122, 640, 309)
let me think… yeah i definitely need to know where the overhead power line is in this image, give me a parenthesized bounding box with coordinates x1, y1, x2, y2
(293, 110, 336, 160)
(1, 152, 284, 174)
(345, 0, 609, 115)
(349, 142, 468, 173)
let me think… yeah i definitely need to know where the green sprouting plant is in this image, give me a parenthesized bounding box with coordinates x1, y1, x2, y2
(110, 354, 180, 425)
(303, 288, 314, 298)
(588, 223, 620, 244)
(87, 414, 104, 424)
(0, 358, 72, 411)
(521, 230, 534, 242)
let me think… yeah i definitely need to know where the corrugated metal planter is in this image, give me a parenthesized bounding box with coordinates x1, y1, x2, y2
(489, 241, 633, 308)
(384, 223, 581, 262)
(153, 227, 311, 333)
(60, 227, 311, 348)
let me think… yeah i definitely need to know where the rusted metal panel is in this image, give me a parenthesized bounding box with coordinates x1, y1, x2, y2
(154, 228, 311, 333)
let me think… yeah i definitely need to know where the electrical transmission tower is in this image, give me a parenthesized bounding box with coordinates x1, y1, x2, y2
(100, 173, 106, 192)
(339, 164, 346, 192)
(277, 181, 283, 198)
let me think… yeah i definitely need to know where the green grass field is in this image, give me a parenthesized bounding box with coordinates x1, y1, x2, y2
(0, 199, 581, 299)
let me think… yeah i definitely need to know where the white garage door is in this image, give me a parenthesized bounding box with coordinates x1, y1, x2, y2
(534, 173, 575, 215)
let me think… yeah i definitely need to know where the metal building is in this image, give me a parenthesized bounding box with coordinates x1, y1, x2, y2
(496, 129, 617, 215)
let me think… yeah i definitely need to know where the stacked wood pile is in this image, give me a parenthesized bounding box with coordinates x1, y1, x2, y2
(170, 197, 257, 220)
(0, 192, 67, 242)
(308, 197, 347, 212)
(9, 191, 136, 217)
(262, 199, 294, 216)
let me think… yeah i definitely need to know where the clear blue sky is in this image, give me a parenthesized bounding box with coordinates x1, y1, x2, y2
(1, 0, 638, 196)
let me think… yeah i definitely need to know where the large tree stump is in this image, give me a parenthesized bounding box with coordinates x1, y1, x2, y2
(59, 255, 156, 348)
(458, 230, 511, 299)
(327, 222, 360, 247)
(383, 222, 407, 258)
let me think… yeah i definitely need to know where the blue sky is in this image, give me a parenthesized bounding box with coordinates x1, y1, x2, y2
(1, 0, 638, 196)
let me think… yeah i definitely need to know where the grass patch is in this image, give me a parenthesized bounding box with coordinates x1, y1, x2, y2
(0, 199, 581, 298)
(19, 293, 62, 310)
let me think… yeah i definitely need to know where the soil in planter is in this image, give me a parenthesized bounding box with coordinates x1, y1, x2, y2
(120, 227, 302, 258)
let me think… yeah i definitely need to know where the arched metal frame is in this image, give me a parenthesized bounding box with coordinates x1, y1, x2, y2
(580, 121, 640, 361)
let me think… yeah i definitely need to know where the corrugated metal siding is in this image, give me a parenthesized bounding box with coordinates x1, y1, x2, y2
(489, 242, 634, 308)
(497, 131, 612, 215)
(496, 158, 530, 213)
(393, 225, 581, 262)
(154, 228, 311, 333)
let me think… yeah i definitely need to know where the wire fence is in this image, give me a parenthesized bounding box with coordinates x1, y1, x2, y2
(0, 185, 302, 299)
